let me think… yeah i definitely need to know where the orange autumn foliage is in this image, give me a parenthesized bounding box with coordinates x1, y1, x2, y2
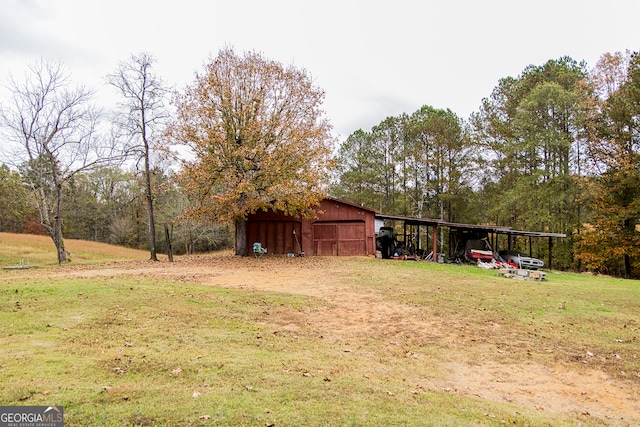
(574, 51, 640, 277)
(167, 48, 336, 224)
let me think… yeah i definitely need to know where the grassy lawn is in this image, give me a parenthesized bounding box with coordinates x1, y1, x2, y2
(1, 234, 638, 426)
(1, 275, 471, 426)
(367, 262, 640, 370)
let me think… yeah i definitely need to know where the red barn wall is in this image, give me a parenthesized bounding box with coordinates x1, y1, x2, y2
(246, 198, 376, 256)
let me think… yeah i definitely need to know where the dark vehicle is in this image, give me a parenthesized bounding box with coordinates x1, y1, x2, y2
(498, 250, 544, 270)
(376, 227, 418, 259)
(376, 227, 397, 259)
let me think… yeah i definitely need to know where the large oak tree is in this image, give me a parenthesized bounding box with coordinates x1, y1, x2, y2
(167, 48, 335, 255)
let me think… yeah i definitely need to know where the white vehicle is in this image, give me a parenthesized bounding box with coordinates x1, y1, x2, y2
(499, 251, 544, 270)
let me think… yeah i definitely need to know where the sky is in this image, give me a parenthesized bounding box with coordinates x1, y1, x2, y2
(0, 0, 639, 142)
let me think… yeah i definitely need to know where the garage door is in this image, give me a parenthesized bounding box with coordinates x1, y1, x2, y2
(313, 222, 366, 256)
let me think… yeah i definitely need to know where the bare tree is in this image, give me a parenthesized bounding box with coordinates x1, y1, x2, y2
(107, 53, 169, 261)
(0, 59, 119, 263)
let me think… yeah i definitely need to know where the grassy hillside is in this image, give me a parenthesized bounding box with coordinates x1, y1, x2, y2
(0, 232, 151, 267)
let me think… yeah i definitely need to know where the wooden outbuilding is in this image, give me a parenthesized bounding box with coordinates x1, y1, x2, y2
(246, 198, 376, 256)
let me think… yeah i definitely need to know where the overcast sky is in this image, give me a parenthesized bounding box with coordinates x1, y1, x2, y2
(1, 0, 638, 141)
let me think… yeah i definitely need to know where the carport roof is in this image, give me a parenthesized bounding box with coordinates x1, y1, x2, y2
(444, 221, 566, 238)
(375, 214, 566, 238)
(375, 213, 441, 226)
(494, 229, 567, 238)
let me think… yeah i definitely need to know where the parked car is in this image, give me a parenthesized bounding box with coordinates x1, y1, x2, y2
(498, 251, 544, 270)
(463, 239, 495, 262)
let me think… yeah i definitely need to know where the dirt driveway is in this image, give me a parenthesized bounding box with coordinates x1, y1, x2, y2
(26, 254, 640, 425)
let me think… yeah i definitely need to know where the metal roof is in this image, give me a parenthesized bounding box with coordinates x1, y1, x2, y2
(441, 221, 510, 233)
(375, 214, 566, 238)
(327, 197, 378, 213)
(375, 213, 442, 226)
(493, 229, 567, 238)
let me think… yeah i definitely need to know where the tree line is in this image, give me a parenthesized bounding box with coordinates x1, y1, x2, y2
(0, 162, 232, 256)
(1, 49, 638, 277)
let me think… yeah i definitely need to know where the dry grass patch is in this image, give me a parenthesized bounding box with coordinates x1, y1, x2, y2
(0, 232, 151, 267)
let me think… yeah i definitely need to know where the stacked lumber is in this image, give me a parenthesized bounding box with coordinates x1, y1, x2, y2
(498, 267, 546, 281)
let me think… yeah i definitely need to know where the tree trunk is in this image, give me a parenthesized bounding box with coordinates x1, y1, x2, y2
(624, 254, 632, 279)
(165, 224, 174, 262)
(54, 182, 68, 263)
(144, 144, 158, 261)
(235, 218, 247, 256)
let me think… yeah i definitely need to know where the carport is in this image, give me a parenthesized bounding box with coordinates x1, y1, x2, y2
(376, 214, 566, 268)
(375, 214, 442, 259)
(495, 229, 567, 269)
(444, 222, 566, 268)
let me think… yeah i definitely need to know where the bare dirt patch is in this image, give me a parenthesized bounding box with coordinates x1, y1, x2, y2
(11, 253, 640, 425)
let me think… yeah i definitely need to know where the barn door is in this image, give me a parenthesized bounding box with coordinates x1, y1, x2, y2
(313, 223, 338, 255)
(337, 222, 365, 255)
(313, 221, 366, 256)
